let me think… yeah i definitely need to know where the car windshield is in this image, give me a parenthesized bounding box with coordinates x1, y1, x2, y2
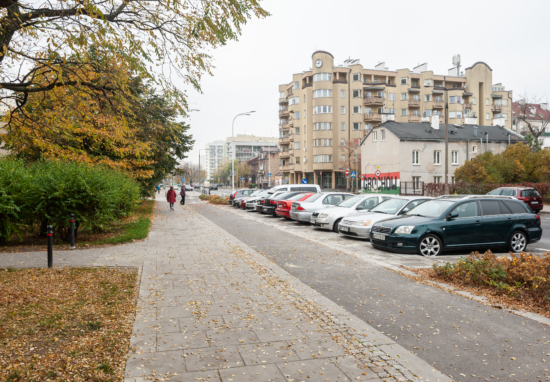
(302, 193, 323, 203)
(337, 195, 364, 208)
(250, 190, 262, 196)
(274, 192, 300, 200)
(405, 200, 455, 218)
(370, 198, 408, 214)
(522, 189, 541, 197)
(288, 193, 311, 201)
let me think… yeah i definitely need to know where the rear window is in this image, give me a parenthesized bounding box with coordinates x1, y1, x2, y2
(290, 187, 302, 191)
(521, 189, 541, 197)
(303, 193, 323, 203)
(274, 192, 302, 200)
(502, 200, 530, 214)
(289, 193, 312, 201)
(301, 186, 318, 192)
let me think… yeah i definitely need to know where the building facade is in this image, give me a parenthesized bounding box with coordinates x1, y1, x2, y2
(278, 51, 514, 189)
(360, 118, 524, 194)
(256, 147, 280, 188)
(204, 140, 226, 179)
(512, 102, 550, 149)
(226, 134, 278, 163)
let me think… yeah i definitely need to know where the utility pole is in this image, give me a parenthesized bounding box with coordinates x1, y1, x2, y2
(444, 89, 449, 195)
(232, 111, 255, 192)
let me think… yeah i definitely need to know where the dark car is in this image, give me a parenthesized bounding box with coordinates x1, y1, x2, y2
(488, 187, 543, 213)
(229, 189, 255, 206)
(370, 195, 542, 257)
(262, 191, 307, 216)
(209, 184, 218, 190)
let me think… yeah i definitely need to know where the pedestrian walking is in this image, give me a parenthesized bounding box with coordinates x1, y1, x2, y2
(156, 184, 161, 194)
(180, 185, 186, 205)
(167, 186, 177, 211)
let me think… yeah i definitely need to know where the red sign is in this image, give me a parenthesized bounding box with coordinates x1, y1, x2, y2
(375, 170, 381, 177)
(345, 169, 349, 176)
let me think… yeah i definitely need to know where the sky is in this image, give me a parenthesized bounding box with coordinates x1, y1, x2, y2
(182, 0, 550, 165)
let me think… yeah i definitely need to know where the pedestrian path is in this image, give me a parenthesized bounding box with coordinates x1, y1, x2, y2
(94, 195, 450, 382)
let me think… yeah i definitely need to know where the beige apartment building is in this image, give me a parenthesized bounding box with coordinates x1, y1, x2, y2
(278, 51, 513, 189)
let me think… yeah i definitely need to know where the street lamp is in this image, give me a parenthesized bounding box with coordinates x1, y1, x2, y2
(350, 147, 359, 193)
(232, 111, 255, 192)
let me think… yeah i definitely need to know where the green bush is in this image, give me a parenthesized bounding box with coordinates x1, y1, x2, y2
(0, 158, 141, 243)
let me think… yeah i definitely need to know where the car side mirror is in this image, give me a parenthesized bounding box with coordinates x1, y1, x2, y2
(447, 211, 459, 220)
(356, 206, 364, 210)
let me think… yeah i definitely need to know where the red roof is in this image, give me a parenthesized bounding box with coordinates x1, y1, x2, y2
(512, 102, 550, 120)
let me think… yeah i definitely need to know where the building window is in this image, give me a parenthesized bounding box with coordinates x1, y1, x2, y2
(313, 73, 332, 82)
(295, 127, 300, 134)
(289, 97, 300, 105)
(313, 122, 332, 130)
(341, 106, 345, 114)
(473, 97, 476, 105)
(400, 93, 407, 101)
(314, 139, 332, 147)
(294, 111, 300, 119)
(352, 73, 361, 81)
(472, 145, 477, 153)
(304, 141, 306, 149)
(389, 93, 395, 101)
(373, 131, 378, 141)
(452, 176, 455, 184)
(341, 138, 345, 146)
(294, 142, 300, 149)
(314, 155, 332, 163)
(450, 111, 456, 118)
(486, 98, 489, 106)
(387, 109, 395, 114)
(412, 150, 420, 165)
(304, 95, 306, 102)
(381, 129, 386, 140)
(313, 105, 332, 114)
(340, 90, 345, 98)
(412, 176, 421, 187)
(353, 122, 360, 130)
(293, 81, 299, 89)
(365, 123, 372, 131)
(353, 89, 361, 98)
(340, 122, 345, 131)
(304, 126, 306, 133)
(400, 77, 407, 85)
(424, 94, 432, 102)
(279, 91, 285, 98)
(486, 113, 490, 120)
(340, 154, 345, 163)
(413, 110, 420, 116)
(296, 157, 300, 164)
(313, 89, 332, 98)
(435, 96, 442, 102)
(424, 79, 432, 86)
(401, 109, 408, 116)
(424, 110, 432, 117)
(352, 106, 362, 114)
(413, 94, 420, 101)
(434, 176, 442, 183)
(502, 99, 508, 107)
(365, 107, 372, 115)
(434, 150, 441, 165)
(452, 151, 459, 165)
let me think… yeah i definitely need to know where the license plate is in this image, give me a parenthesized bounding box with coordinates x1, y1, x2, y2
(340, 226, 349, 232)
(292, 206, 296, 211)
(532, 201, 538, 204)
(373, 233, 386, 240)
(278, 204, 283, 208)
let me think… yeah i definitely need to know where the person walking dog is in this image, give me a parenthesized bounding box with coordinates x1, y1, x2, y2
(180, 185, 186, 205)
(167, 186, 177, 211)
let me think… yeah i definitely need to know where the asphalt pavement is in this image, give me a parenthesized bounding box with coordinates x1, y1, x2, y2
(193, 198, 550, 382)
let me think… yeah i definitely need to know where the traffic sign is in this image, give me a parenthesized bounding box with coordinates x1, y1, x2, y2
(181, 178, 185, 182)
(375, 170, 381, 177)
(240, 176, 244, 180)
(302, 179, 307, 184)
(350, 171, 357, 178)
(249, 177, 252, 182)
(345, 169, 349, 176)
(268, 173, 272, 177)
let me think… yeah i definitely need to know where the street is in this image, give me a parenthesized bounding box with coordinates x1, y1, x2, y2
(192, 195, 550, 382)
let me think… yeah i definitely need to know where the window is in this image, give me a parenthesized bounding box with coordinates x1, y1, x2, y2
(341, 139, 345, 146)
(313, 105, 332, 114)
(304, 110, 306, 117)
(452, 150, 459, 165)
(424, 94, 432, 102)
(295, 157, 300, 164)
(425, 110, 432, 117)
(456, 111, 462, 118)
(389, 93, 395, 101)
(293, 81, 299, 89)
(365, 123, 372, 131)
(472, 145, 477, 153)
(450, 111, 456, 118)
(313, 89, 332, 98)
(353, 122, 360, 130)
(503, 200, 528, 214)
(412, 176, 421, 188)
(451, 201, 479, 218)
(435, 96, 442, 102)
(313, 73, 332, 82)
(279, 91, 285, 99)
(381, 129, 386, 140)
(400, 77, 407, 85)
(481, 200, 503, 216)
(353, 89, 361, 98)
(352, 106, 362, 114)
(412, 80, 418, 87)
(289, 97, 300, 105)
(340, 122, 345, 131)
(294, 111, 300, 119)
(314, 155, 332, 163)
(494, 99, 501, 106)
(373, 131, 378, 141)
(401, 109, 408, 116)
(280, 119, 286, 125)
(450, 96, 456, 103)
(486, 113, 490, 120)
(434, 150, 441, 165)
(340, 154, 345, 162)
(412, 150, 419, 165)
(502, 99, 508, 107)
(413, 94, 420, 101)
(473, 97, 476, 105)
(413, 110, 420, 116)
(304, 95, 306, 102)
(434, 176, 442, 183)
(304, 141, 306, 149)
(377, 91, 385, 98)
(352, 73, 361, 81)
(304, 126, 306, 133)
(424, 79, 432, 86)
(295, 127, 300, 134)
(486, 98, 489, 106)
(340, 90, 345, 98)
(341, 106, 345, 114)
(365, 107, 372, 115)
(314, 139, 332, 147)
(400, 93, 407, 101)
(387, 109, 395, 114)
(313, 122, 332, 130)
(294, 142, 300, 149)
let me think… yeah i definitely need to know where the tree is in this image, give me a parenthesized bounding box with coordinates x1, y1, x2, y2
(339, 139, 361, 190)
(454, 157, 490, 183)
(513, 94, 550, 149)
(0, 0, 269, 113)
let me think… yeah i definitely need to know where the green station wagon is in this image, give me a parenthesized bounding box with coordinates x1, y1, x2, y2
(370, 196, 543, 257)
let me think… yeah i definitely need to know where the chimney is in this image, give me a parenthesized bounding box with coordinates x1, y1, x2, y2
(473, 126, 478, 136)
(431, 114, 440, 130)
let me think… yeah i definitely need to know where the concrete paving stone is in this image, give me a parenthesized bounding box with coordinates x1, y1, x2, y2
(206, 327, 261, 347)
(168, 370, 222, 382)
(218, 364, 286, 382)
(132, 318, 181, 334)
(183, 345, 245, 372)
(157, 331, 210, 351)
(156, 305, 199, 319)
(294, 321, 331, 339)
(179, 316, 225, 331)
(176, 294, 216, 304)
(254, 323, 306, 342)
(125, 351, 185, 378)
(129, 333, 157, 354)
(331, 356, 384, 381)
(237, 341, 300, 365)
(286, 338, 347, 360)
(276, 358, 351, 381)
(205, 302, 247, 316)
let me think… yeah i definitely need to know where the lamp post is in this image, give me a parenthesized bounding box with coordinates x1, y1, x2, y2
(350, 147, 359, 193)
(232, 111, 255, 192)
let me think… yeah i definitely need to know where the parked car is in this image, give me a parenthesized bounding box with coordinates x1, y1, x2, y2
(209, 184, 219, 191)
(255, 191, 286, 212)
(487, 187, 543, 213)
(185, 184, 194, 191)
(238, 190, 264, 209)
(310, 195, 390, 232)
(338, 196, 431, 239)
(369, 195, 542, 257)
(276, 193, 315, 218)
(262, 191, 308, 216)
(245, 190, 271, 211)
(289, 192, 354, 223)
(229, 189, 256, 206)
(267, 184, 321, 194)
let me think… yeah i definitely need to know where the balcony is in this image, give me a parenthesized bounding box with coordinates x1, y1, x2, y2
(364, 80, 395, 86)
(279, 152, 290, 159)
(289, 134, 294, 142)
(279, 137, 290, 144)
(289, 149, 294, 157)
(364, 113, 382, 122)
(279, 123, 289, 130)
(279, 98, 288, 104)
(463, 103, 473, 110)
(289, 164, 295, 171)
(279, 109, 289, 118)
(432, 101, 444, 109)
(364, 97, 385, 106)
(409, 115, 421, 122)
(289, 120, 294, 127)
(491, 105, 503, 112)
(279, 165, 290, 172)
(408, 100, 420, 108)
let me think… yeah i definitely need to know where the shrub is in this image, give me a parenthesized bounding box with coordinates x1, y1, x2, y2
(198, 194, 211, 201)
(208, 196, 228, 205)
(423, 181, 550, 202)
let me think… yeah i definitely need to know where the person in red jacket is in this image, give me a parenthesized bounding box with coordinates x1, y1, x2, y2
(166, 186, 177, 211)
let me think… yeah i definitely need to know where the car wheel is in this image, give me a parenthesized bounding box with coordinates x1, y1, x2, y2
(418, 234, 442, 257)
(508, 230, 527, 253)
(332, 218, 342, 233)
(534, 209, 541, 214)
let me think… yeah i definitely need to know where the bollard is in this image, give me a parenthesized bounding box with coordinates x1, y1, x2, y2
(70, 214, 76, 249)
(47, 225, 53, 268)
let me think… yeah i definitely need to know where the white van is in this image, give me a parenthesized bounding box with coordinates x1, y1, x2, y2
(266, 184, 321, 194)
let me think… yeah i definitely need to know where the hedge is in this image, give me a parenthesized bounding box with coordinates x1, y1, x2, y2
(0, 158, 141, 243)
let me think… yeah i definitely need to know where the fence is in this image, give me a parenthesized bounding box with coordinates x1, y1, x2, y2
(400, 181, 425, 196)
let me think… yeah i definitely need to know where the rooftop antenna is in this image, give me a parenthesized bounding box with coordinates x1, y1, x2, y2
(452, 54, 461, 76)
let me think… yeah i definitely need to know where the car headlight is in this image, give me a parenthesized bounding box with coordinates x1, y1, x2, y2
(318, 213, 329, 218)
(354, 220, 371, 226)
(395, 225, 415, 234)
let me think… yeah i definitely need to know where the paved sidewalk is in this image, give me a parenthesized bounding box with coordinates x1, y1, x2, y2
(95, 196, 450, 382)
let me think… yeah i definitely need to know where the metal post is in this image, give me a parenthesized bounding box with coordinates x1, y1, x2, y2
(70, 214, 76, 249)
(232, 111, 255, 193)
(444, 90, 449, 195)
(47, 225, 53, 268)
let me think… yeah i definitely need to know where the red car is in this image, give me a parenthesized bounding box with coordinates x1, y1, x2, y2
(275, 193, 315, 218)
(487, 187, 543, 213)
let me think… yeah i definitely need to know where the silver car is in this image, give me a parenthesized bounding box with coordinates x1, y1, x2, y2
(289, 192, 354, 222)
(338, 196, 432, 239)
(245, 190, 270, 210)
(310, 195, 390, 232)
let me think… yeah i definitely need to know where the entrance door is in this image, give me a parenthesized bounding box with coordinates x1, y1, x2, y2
(323, 173, 332, 189)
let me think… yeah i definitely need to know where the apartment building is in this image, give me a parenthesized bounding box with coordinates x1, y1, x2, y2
(204, 140, 226, 179)
(226, 134, 278, 163)
(512, 102, 550, 149)
(278, 51, 513, 189)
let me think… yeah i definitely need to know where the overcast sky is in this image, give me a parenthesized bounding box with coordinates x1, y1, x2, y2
(182, 0, 550, 165)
